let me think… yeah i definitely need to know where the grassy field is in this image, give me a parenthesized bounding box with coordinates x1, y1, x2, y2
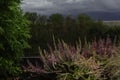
(103, 20, 120, 26)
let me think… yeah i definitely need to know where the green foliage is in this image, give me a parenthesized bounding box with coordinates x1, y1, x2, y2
(0, 0, 30, 59)
(103, 54, 120, 80)
(0, 57, 21, 77)
(25, 12, 120, 56)
(0, 0, 30, 77)
(56, 57, 101, 80)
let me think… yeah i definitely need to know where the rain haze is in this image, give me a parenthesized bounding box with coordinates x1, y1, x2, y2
(21, 0, 120, 20)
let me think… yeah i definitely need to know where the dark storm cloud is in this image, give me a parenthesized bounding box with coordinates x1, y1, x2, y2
(21, 0, 120, 15)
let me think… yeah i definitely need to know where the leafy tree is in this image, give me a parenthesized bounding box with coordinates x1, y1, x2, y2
(77, 14, 94, 37)
(24, 12, 120, 56)
(48, 13, 64, 34)
(87, 20, 107, 41)
(25, 12, 38, 25)
(0, 0, 30, 77)
(63, 15, 77, 43)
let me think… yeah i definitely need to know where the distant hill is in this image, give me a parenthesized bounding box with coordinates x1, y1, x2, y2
(24, 10, 120, 21)
(71, 11, 120, 21)
(85, 11, 120, 21)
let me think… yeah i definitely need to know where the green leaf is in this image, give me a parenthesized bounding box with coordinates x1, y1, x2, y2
(0, 27, 4, 34)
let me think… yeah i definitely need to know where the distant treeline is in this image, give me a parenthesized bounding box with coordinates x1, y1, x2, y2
(24, 12, 120, 56)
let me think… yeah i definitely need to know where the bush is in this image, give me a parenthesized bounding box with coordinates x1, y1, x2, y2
(22, 38, 120, 80)
(0, 57, 21, 78)
(0, 0, 30, 78)
(102, 54, 120, 80)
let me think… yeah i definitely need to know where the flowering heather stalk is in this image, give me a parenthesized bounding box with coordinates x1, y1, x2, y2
(23, 60, 47, 73)
(82, 37, 118, 59)
(22, 38, 119, 80)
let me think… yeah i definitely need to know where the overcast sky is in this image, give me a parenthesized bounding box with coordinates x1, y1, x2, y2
(21, 0, 120, 20)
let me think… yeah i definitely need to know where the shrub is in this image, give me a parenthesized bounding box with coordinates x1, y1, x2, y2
(102, 53, 120, 80)
(22, 38, 119, 80)
(0, 0, 30, 78)
(82, 37, 117, 59)
(0, 57, 21, 78)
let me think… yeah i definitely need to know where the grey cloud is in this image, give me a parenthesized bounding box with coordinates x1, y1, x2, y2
(21, 0, 120, 15)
